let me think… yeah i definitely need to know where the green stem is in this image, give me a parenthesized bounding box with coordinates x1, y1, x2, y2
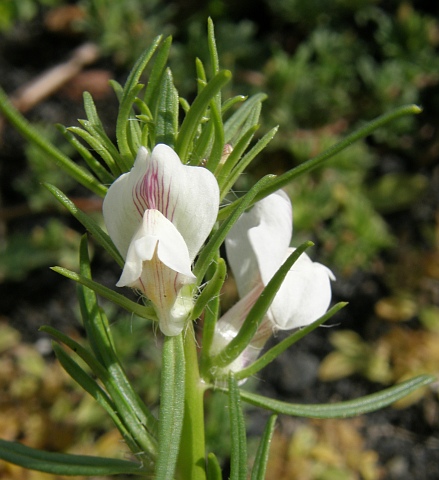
(176, 324, 207, 480)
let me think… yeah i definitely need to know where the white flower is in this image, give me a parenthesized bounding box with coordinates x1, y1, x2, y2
(103, 144, 219, 336)
(212, 190, 335, 371)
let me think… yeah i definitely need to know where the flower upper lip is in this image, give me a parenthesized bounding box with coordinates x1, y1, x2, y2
(225, 190, 335, 331)
(103, 143, 220, 336)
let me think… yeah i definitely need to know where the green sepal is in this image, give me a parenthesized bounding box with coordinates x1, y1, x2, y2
(207, 452, 223, 480)
(236, 374, 436, 418)
(228, 374, 248, 480)
(155, 68, 179, 148)
(251, 414, 277, 480)
(0, 87, 107, 197)
(209, 242, 313, 371)
(176, 69, 232, 164)
(155, 334, 186, 480)
(194, 174, 275, 282)
(0, 439, 147, 477)
(51, 265, 157, 320)
(43, 183, 123, 267)
(234, 302, 347, 381)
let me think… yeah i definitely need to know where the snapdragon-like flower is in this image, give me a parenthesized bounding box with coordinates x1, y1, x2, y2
(212, 190, 335, 372)
(103, 144, 219, 336)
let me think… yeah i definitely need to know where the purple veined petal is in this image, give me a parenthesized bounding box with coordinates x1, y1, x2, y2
(268, 248, 335, 330)
(117, 209, 196, 336)
(103, 144, 219, 261)
(226, 190, 292, 298)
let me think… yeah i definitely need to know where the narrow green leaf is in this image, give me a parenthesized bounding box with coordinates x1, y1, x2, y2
(236, 375, 436, 418)
(191, 118, 214, 166)
(42, 325, 158, 459)
(220, 126, 279, 199)
(51, 265, 156, 320)
(192, 258, 227, 321)
(43, 183, 123, 267)
(52, 343, 140, 454)
(0, 440, 147, 476)
(69, 125, 121, 176)
(144, 36, 173, 115)
(116, 83, 145, 168)
(229, 374, 248, 480)
(207, 17, 220, 77)
(207, 452, 223, 480)
(251, 414, 277, 480)
(235, 302, 347, 381)
(195, 57, 207, 91)
(219, 104, 423, 219)
(205, 98, 224, 173)
(0, 87, 106, 197)
(78, 235, 117, 365)
(56, 124, 114, 184)
(224, 93, 267, 144)
(176, 69, 232, 164)
(194, 174, 275, 282)
(81, 93, 123, 165)
(155, 68, 179, 148)
(210, 242, 313, 370)
(217, 124, 259, 192)
(126, 115, 143, 156)
(155, 335, 186, 480)
(117, 36, 162, 164)
(222, 95, 247, 115)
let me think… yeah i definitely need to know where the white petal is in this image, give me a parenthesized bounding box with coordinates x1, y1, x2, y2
(269, 248, 335, 330)
(211, 282, 270, 373)
(226, 190, 292, 297)
(117, 209, 195, 288)
(103, 144, 219, 261)
(117, 210, 196, 336)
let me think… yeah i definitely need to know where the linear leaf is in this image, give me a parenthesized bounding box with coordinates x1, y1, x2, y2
(251, 414, 277, 480)
(235, 302, 347, 381)
(0, 440, 147, 476)
(210, 242, 313, 370)
(155, 68, 179, 148)
(43, 183, 123, 266)
(176, 69, 232, 164)
(236, 375, 435, 418)
(51, 266, 156, 320)
(0, 87, 106, 197)
(229, 374, 247, 480)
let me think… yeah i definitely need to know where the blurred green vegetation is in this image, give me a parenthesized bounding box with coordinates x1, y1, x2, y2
(1, 1, 438, 477)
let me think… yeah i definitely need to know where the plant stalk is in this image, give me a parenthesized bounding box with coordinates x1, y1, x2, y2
(176, 323, 207, 480)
